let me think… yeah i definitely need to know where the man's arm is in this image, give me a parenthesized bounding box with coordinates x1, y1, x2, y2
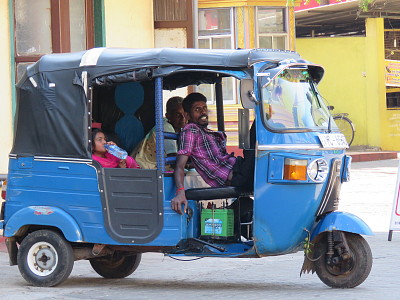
(171, 154, 189, 214)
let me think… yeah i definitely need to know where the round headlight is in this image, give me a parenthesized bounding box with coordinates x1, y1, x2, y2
(307, 158, 328, 183)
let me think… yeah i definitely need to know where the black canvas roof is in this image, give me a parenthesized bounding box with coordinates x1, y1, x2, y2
(13, 48, 311, 159)
(26, 48, 302, 78)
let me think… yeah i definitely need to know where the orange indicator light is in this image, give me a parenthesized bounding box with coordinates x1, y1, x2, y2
(283, 159, 308, 181)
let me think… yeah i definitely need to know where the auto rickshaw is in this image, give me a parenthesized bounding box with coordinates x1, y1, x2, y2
(1, 48, 372, 287)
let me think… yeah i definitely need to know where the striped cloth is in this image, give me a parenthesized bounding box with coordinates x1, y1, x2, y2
(178, 123, 236, 187)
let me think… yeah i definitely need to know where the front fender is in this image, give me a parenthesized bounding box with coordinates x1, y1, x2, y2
(311, 211, 373, 240)
(4, 206, 83, 242)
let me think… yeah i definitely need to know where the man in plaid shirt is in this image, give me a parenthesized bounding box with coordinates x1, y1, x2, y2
(171, 92, 254, 214)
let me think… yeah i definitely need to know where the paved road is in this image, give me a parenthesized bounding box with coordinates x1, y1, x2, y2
(340, 158, 399, 233)
(0, 159, 398, 299)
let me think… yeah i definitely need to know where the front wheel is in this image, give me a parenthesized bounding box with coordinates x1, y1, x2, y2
(89, 252, 142, 278)
(313, 232, 372, 288)
(17, 230, 74, 287)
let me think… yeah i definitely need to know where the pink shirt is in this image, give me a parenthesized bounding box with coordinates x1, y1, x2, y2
(93, 152, 140, 169)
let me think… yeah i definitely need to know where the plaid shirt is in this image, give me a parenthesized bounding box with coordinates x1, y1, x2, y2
(178, 123, 236, 187)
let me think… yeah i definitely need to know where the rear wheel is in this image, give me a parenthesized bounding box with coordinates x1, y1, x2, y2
(17, 230, 74, 287)
(89, 252, 141, 278)
(314, 232, 372, 288)
(333, 116, 355, 146)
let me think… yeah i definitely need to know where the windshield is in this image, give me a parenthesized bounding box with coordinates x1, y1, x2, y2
(260, 68, 334, 131)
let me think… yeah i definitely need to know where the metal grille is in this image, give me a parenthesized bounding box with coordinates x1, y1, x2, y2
(154, 0, 187, 21)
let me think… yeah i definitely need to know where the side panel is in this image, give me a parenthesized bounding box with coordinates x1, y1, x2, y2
(4, 157, 193, 247)
(97, 167, 163, 243)
(4, 158, 105, 242)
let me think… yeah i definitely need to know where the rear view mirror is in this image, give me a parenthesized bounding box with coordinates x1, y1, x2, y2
(240, 79, 257, 109)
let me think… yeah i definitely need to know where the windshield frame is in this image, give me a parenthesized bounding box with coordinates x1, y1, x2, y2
(258, 63, 334, 133)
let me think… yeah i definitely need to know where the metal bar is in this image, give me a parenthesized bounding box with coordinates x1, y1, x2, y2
(155, 77, 165, 172)
(215, 75, 224, 132)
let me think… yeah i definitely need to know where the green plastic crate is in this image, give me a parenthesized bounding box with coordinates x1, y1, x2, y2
(200, 209, 234, 237)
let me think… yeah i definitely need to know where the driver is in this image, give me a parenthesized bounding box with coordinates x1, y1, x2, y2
(171, 92, 254, 214)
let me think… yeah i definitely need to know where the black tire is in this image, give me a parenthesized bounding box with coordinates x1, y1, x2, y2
(333, 116, 355, 146)
(17, 230, 74, 287)
(313, 232, 372, 288)
(89, 252, 141, 278)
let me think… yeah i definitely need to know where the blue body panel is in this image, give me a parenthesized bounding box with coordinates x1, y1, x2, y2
(5, 158, 102, 242)
(4, 158, 194, 247)
(311, 211, 374, 240)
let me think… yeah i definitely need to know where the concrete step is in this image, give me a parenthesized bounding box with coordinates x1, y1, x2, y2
(347, 151, 399, 162)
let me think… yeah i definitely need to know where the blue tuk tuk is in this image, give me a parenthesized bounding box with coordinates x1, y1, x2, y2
(1, 48, 372, 287)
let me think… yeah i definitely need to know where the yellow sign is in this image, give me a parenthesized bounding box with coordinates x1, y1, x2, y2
(385, 60, 400, 87)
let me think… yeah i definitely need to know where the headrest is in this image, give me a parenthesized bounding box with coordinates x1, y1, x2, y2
(115, 82, 144, 114)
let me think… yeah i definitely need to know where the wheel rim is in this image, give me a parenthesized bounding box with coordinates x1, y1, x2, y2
(325, 249, 356, 276)
(26, 242, 58, 276)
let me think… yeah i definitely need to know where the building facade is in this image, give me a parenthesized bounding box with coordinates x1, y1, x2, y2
(296, 0, 400, 151)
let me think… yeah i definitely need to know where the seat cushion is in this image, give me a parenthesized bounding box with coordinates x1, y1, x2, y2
(185, 186, 252, 201)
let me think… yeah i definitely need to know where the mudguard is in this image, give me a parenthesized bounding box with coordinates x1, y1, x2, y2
(311, 211, 373, 240)
(4, 206, 83, 242)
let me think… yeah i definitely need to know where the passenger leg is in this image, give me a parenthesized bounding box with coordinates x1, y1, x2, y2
(228, 196, 253, 240)
(230, 150, 255, 190)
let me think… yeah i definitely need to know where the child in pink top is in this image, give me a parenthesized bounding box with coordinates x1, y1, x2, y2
(92, 129, 140, 169)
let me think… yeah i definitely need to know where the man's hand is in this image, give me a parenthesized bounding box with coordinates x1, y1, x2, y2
(171, 190, 187, 215)
(172, 154, 189, 214)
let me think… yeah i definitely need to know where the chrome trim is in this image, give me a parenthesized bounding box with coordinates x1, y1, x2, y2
(255, 141, 259, 158)
(9, 154, 92, 164)
(258, 144, 341, 151)
(258, 144, 347, 151)
(34, 156, 92, 164)
(307, 158, 329, 183)
(258, 144, 321, 150)
(316, 159, 341, 216)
